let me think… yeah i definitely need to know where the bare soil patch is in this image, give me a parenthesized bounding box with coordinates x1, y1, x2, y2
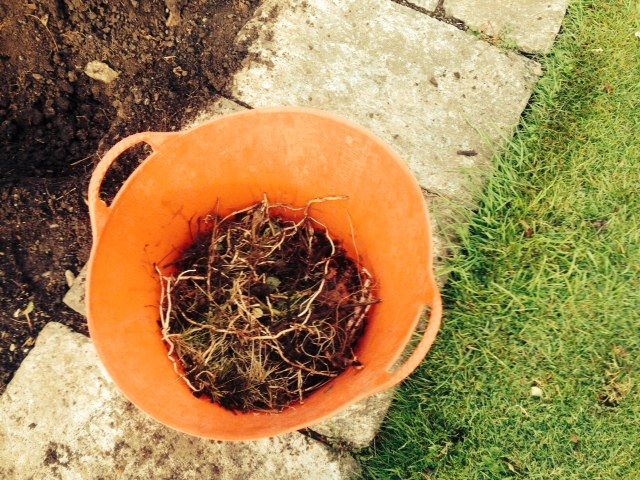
(0, 0, 260, 392)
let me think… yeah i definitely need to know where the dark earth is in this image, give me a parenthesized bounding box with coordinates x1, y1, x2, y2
(0, 0, 260, 393)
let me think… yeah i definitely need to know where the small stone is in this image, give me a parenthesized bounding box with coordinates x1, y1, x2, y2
(67, 71, 78, 83)
(63, 265, 88, 316)
(84, 61, 119, 84)
(65, 270, 76, 288)
(530, 386, 543, 398)
(172, 66, 188, 77)
(9, 344, 16, 352)
(31, 73, 44, 81)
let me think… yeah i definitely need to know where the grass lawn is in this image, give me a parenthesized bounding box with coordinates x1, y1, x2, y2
(360, 1, 640, 478)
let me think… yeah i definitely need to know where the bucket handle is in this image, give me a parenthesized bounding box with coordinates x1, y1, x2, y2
(372, 290, 443, 394)
(88, 132, 175, 241)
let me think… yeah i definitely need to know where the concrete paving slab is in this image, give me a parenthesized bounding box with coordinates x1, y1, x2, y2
(62, 264, 87, 316)
(443, 0, 569, 53)
(231, 0, 540, 204)
(0, 323, 359, 480)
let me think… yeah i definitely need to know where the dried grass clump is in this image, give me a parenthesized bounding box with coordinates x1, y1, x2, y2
(157, 196, 377, 412)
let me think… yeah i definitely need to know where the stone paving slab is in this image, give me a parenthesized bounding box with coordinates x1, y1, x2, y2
(231, 0, 540, 204)
(63, 264, 87, 317)
(0, 323, 359, 480)
(443, 0, 569, 53)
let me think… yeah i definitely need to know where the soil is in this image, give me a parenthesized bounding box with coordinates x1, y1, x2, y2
(0, 0, 260, 393)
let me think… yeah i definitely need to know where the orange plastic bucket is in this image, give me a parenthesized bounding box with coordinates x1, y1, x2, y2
(87, 107, 442, 440)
